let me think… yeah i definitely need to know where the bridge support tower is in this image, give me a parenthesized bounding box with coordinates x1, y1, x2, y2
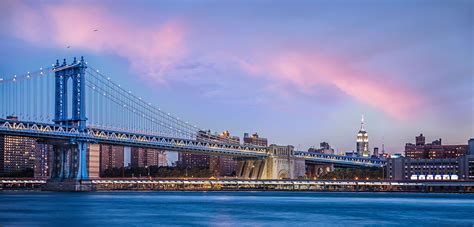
(44, 57, 93, 191)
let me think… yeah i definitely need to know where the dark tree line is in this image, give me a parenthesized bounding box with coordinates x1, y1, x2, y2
(101, 166, 212, 178)
(0, 168, 34, 178)
(318, 167, 384, 180)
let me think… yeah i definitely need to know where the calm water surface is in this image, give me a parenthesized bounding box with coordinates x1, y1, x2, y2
(0, 191, 473, 226)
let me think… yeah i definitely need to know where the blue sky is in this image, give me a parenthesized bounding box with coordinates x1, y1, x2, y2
(0, 0, 472, 154)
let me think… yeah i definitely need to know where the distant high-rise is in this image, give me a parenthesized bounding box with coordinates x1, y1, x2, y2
(243, 132, 268, 147)
(99, 144, 124, 175)
(308, 142, 334, 155)
(131, 148, 168, 168)
(405, 134, 467, 159)
(381, 143, 386, 157)
(33, 143, 53, 178)
(373, 147, 379, 158)
(468, 139, 474, 155)
(179, 130, 239, 176)
(416, 134, 426, 146)
(0, 135, 36, 174)
(87, 144, 100, 178)
(356, 115, 369, 157)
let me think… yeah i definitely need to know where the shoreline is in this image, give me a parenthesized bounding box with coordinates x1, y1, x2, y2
(2, 178, 474, 193)
(1, 188, 474, 193)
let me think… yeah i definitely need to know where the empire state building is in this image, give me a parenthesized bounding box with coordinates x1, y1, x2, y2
(356, 116, 369, 157)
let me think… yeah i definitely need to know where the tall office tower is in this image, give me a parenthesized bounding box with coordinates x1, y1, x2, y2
(356, 116, 369, 157)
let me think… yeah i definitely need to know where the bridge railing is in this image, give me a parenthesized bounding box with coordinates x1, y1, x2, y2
(0, 119, 268, 157)
(295, 151, 386, 167)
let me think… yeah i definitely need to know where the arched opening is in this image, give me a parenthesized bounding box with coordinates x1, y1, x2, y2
(278, 170, 289, 179)
(66, 76, 73, 120)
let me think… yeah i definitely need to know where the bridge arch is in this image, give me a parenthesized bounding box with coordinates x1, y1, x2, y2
(278, 170, 289, 179)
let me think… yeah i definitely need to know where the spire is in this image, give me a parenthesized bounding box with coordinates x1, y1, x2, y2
(382, 136, 385, 154)
(360, 114, 365, 131)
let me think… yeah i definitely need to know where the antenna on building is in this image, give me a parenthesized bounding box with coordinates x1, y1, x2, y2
(360, 114, 365, 130)
(382, 136, 385, 155)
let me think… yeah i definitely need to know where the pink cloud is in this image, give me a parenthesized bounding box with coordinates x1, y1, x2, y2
(240, 52, 423, 120)
(2, 1, 425, 120)
(6, 1, 186, 83)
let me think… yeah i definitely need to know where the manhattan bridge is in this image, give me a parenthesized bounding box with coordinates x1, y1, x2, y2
(0, 57, 385, 184)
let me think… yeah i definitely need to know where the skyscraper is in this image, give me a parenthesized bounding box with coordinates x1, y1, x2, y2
(87, 144, 100, 178)
(373, 147, 379, 158)
(416, 134, 426, 146)
(356, 115, 369, 157)
(179, 130, 240, 176)
(405, 134, 468, 159)
(33, 143, 53, 178)
(131, 148, 168, 168)
(99, 144, 124, 175)
(243, 133, 268, 146)
(0, 135, 36, 174)
(468, 138, 474, 155)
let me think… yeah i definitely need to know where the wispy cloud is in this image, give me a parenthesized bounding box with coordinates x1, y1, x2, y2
(239, 51, 423, 120)
(1, 0, 456, 121)
(4, 0, 187, 83)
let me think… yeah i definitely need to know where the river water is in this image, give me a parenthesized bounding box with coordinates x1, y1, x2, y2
(0, 191, 473, 226)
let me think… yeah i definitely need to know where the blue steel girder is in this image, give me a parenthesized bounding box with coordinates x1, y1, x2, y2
(53, 57, 87, 131)
(0, 120, 387, 167)
(295, 151, 386, 168)
(0, 120, 267, 158)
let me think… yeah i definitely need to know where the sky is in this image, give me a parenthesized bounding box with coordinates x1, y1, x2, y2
(0, 0, 472, 155)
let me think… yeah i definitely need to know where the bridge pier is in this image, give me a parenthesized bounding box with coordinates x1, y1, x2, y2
(237, 145, 306, 180)
(76, 142, 88, 180)
(45, 141, 93, 191)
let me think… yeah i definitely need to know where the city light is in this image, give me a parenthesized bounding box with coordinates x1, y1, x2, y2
(0, 4, 471, 224)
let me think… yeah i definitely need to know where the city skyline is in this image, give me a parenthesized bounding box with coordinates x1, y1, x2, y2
(0, 0, 472, 153)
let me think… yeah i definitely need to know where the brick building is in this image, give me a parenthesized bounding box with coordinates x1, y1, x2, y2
(405, 134, 467, 159)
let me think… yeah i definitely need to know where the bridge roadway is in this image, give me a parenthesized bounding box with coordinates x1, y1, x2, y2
(0, 119, 267, 158)
(0, 119, 387, 167)
(295, 151, 386, 168)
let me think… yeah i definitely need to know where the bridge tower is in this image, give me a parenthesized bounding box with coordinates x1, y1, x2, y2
(53, 57, 87, 131)
(50, 57, 89, 182)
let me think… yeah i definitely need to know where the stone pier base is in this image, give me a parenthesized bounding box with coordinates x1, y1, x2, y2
(42, 180, 96, 192)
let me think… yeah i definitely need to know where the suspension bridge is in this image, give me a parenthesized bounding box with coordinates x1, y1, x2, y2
(0, 57, 385, 189)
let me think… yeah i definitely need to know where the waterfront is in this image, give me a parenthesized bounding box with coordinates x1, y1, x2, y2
(1, 192, 474, 226)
